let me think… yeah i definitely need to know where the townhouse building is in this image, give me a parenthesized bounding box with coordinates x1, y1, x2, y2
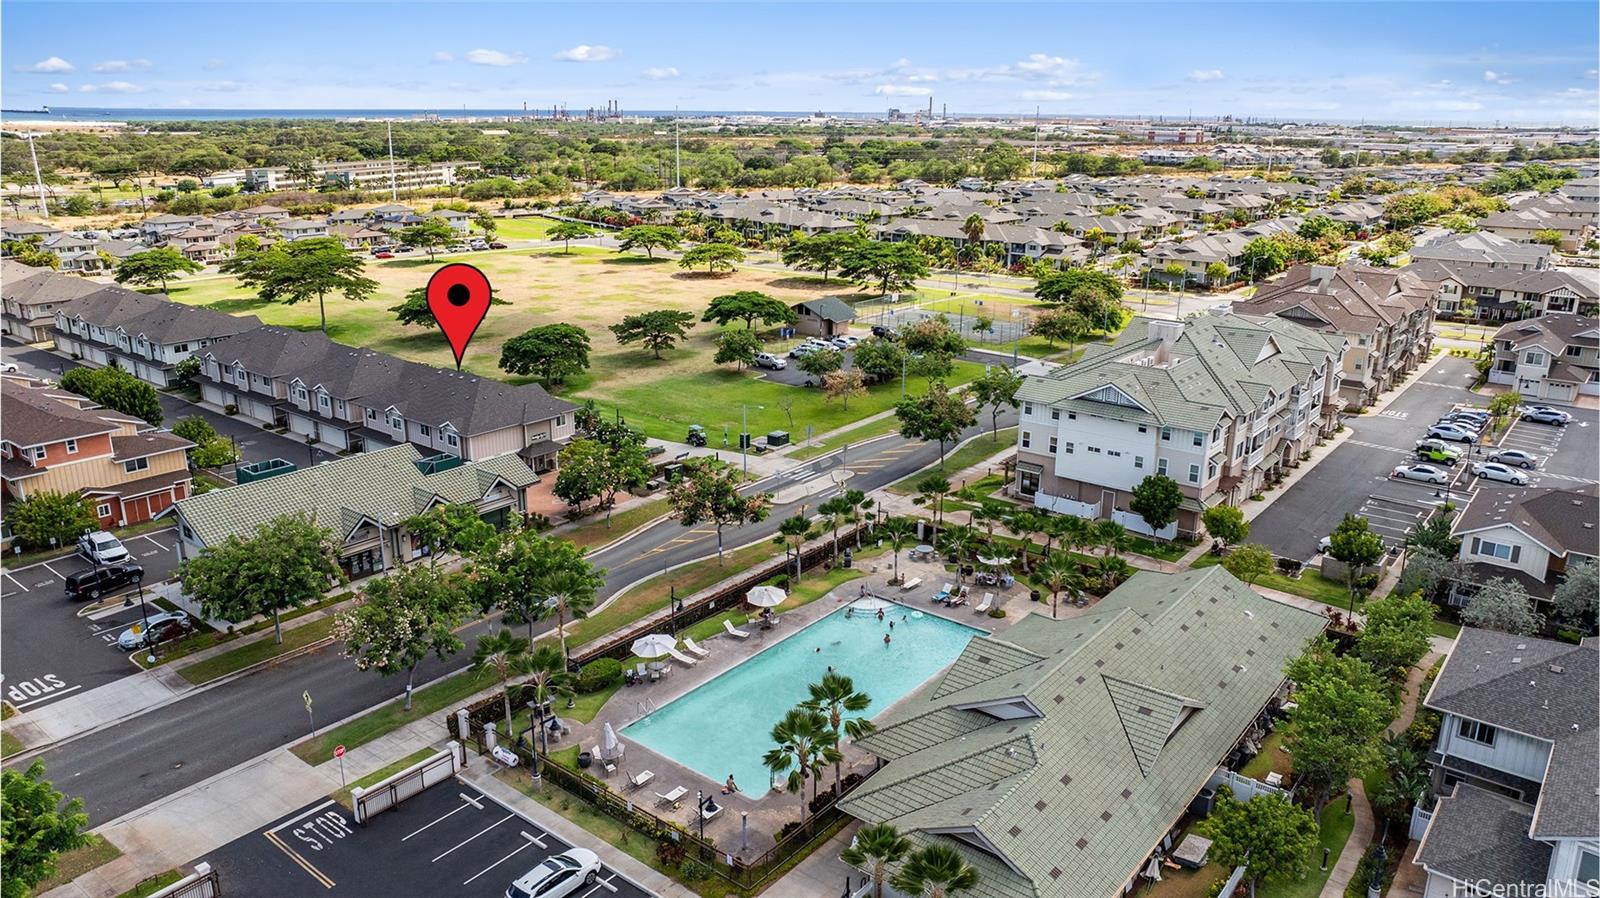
(198, 327, 576, 470)
(1145, 218, 1302, 286)
(202, 160, 480, 193)
(1486, 313, 1599, 402)
(1413, 628, 1597, 898)
(1449, 483, 1598, 606)
(1409, 231, 1553, 271)
(1, 376, 192, 528)
(1, 260, 103, 343)
(1014, 314, 1344, 538)
(52, 286, 263, 388)
(174, 444, 539, 579)
(1406, 260, 1599, 321)
(1235, 264, 1436, 408)
(1480, 209, 1594, 252)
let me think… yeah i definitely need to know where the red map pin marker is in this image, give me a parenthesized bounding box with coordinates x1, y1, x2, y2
(426, 263, 492, 369)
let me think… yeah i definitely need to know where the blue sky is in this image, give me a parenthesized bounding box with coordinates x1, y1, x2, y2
(4, 2, 1597, 124)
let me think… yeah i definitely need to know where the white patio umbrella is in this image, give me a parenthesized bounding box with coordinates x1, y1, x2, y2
(630, 633, 677, 658)
(746, 585, 787, 608)
(601, 722, 622, 761)
(976, 555, 1013, 568)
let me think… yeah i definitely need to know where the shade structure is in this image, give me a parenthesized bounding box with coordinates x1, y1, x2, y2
(631, 633, 678, 658)
(976, 555, 1013, 568)
(746, 585, 787, 608)
(601, 722, 622, 760)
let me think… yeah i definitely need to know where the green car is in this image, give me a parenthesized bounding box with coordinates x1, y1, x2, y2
(1415, 440, 1462, 465)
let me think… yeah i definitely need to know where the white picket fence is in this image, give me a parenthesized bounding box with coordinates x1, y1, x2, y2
(1112, 509, 1178, 541)
(1207, 767, 1288, 804)
(1034, 493, 1099, 519)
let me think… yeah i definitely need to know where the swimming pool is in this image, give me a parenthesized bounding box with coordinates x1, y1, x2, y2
(622, 603, 984, 796)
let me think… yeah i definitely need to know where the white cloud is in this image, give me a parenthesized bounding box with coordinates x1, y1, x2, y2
(1585, 68, 1598, 79)
(93, 58, 151, 73)
(198, 80, 244, 92)
(21, 56, 74, 73)
(1483, 70, 1515, 85)
(47, 83, 70, 93)
(554, 44, 618, 63)
(874, 83, 932, 97)
(203, 58, 225, 71)
(1187, 69, 1225, 82)
(79, 81, 144, 94)
(642, 66, 679, 80)
(465, 48, 527, 66)
(1010, 53, 1098, 85)
(432, 51, 455, 63)
(1022, 89, 1075, 101)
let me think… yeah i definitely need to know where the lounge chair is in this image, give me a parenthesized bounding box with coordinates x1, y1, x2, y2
(683, 637, 711, 658)
(635, 663, 648, 681)
(947, 594, 967, 608)
(899, 577, 923, 591)
(626, 770, 655, 789)
(932, 582, 952, 603)
(723, 620, 750, 639)
(655, 786, 687, 807)
(667, 647, 698, 667)
(974, 593, 993, 613)
(591, 746, 616, 775)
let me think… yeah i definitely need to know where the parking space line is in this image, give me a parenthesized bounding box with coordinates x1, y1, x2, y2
(2, 570, 28, 592)
(263, 830, 335, 889)
(39, 562, 67, 582)
(402, 794, 481, 841)
(431, 813, 514, 863)
(136, 534, 171, 551)
(461, 834, 540, 886)
(11, 685, 82, 709)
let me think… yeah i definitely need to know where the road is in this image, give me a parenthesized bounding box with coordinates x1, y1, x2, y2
(24, 407, 1019, 826)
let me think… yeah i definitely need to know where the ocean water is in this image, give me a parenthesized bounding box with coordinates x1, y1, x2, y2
(621, 601, 983, 797)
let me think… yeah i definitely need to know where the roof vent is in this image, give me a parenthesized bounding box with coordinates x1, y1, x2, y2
(1513, 657, 1522, 664)
(1006, 747, 1019, 759)
(1549, 664, 1565, 674)
(1244, 610, 1254, 619)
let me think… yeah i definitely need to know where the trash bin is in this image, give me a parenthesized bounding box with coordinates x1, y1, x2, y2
(842, 549, 853, 569)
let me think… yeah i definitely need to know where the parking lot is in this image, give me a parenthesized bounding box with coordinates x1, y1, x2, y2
(1, 528, 183, 709)
(1250, 356, 1599, 561)
(206, 779, 656, 898)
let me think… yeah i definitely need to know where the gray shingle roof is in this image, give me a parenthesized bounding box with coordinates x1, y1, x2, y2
(1452, 483, 1599, 559)
(1415, 783, 1552, 888)
(794, 297, 858, 323)
(58, 286, 261, 345)
(175, 443, 538, 548)
(840, 567, 1326, 898)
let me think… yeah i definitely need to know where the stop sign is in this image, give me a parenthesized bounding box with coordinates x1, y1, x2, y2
(334, 745, 346, 759)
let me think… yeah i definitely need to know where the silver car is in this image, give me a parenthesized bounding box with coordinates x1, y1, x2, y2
(1487, 448, 1539, 469)
(1472, 462, 1530, 486)
(1391, 463, 1449, 484)
(78, 531, 130, 565)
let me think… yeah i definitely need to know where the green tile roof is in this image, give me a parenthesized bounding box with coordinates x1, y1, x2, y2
(840, 567, 1327, 898)
(176, 444, 538, 548)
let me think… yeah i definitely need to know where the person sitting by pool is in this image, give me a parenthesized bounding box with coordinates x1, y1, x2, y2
(723, 775, 738, 795)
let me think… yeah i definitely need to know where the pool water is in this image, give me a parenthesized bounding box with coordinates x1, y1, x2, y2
(622, 602, 984, 796)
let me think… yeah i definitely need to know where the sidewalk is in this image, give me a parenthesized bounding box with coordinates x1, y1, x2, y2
(1319, 778, 1375, 898)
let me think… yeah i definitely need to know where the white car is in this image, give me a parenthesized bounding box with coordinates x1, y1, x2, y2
(77, 531, 130, 565)
(0, 362, 18, 374)
(1487, 448, 1539, 469)
(1472, 462, 1530, 486)
(505, 849, 600, 898)
(753, 352, 787, 370)
(830, 335, 861, 350)
(1391, 463, 1450, 485)
(1426, 423, 1478, 443)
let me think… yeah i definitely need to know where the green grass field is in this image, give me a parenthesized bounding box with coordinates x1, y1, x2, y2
(491, 217, 556, 240)
(1192, 554, 1351, 607)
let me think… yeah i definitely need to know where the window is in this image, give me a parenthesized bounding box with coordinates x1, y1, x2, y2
(365, 408, 377, 420)
(294, 386, 308, 401)
(1192, 430, 1203, 447)
(96, 503, 111, 518)
(1048, 436, 1058, 454)
(1188, 463, 1200, 484)
(419, 424, 432, 437)
(1160, 426, 1172, 442)
(1138, 425, 1147, 434)
(123, 457, 149, 474)
(446, 433, 459, 448)
(1021, 431, 1032, 449)
(1208, 461, 1218, 479)
(1134, 455, 1144, 469)
(1050, 409, 1060, 421)
(317, 394, 330, 410)
(1524, 350, 1547, 366)
(1457, 718, 1497, 747)
(1578, 850, 1599, 887)
(556, 415, 565, 427)
(1566, 345, 1583, 357)
(174, 343, 189, 353)
(1067, 411, 1076, 420)
(64, 439, 78, 454)
(1157, 458, 1169, 475)
(29, 447, 47, 461)
(1063, 442, 1074, 454)
(1023, 402, 1034, 416)
(1471, 538, 1520, 563)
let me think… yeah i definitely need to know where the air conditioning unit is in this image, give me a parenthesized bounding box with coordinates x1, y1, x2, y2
(117, 519, 127, 527)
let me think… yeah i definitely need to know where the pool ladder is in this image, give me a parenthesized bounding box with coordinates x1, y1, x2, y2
(636, 698, 657, 716)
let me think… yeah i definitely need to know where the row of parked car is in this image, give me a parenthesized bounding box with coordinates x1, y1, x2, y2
(1393, 404, 1571, 487)
(369, 238, 506, 259)
(60, 530, 198, 651)
(787, 335, 862, 359)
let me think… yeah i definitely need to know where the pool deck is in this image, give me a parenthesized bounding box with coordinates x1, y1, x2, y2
(550, 554, 1038, 858)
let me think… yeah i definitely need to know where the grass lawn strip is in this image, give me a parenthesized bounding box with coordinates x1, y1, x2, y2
(1, 729, 23, 758)
(176, 617, 337, 684)
(561, 497, 672, 551)
(1276, 796, 1356, 898)
(331, 747, 440, 808)
(787, 414, 905, 461)
(115, 870, 186, 898)
(33, 835, 121, 894)
(1192, 554, 1351, 606)
(290, 665, 489, 764)
(565, 541, 780, 648)
(885, 427, 1018, 495)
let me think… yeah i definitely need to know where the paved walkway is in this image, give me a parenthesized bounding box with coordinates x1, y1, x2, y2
(1388, 839, 1427, 898)
(1389, 651, 1443, 737)
(1319, 778, 1375, 898)
(771, 820, 861, 898)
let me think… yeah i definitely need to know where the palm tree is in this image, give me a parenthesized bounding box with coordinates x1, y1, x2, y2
(820, 495, 853, 565)
(543, 570, 595, 666)
(521, 644, 574, 760)
(1036, 555, 1085, 619)
(1006, 509, 1045, 561)
(1092, 519, 1130, 558)
(881, 518, 917, 583)
(841, 824, 912, 898)
(891, 844, 980, 898)
(763, 707, 838, 821)
(941, 527, 977, 587)
(914, 475, 952, 547)
(1091, 555, 1135, 593)
(802, 671, 875, 795)
(1057, 515, 1093, 557)
(471, 628, 531, 733)
(778, 513, 813, 580)
(846, 489, 874, 547)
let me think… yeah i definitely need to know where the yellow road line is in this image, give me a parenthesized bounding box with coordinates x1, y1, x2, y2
(264, 830, 335, 889)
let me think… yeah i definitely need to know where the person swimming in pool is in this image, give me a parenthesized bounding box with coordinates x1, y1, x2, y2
(884, 633, 892, 646)
(876, 608, 885, 621)
(889, 620, 895, 631)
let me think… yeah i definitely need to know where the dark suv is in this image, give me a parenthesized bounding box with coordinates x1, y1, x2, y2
(64, 563, 144, 601)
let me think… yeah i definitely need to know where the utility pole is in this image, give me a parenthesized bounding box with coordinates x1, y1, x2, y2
(25, 133, 48, 218)
(1031, 106, 1040, 178)
(674, 108, 681, 188)
(386, 122, 397, 202)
